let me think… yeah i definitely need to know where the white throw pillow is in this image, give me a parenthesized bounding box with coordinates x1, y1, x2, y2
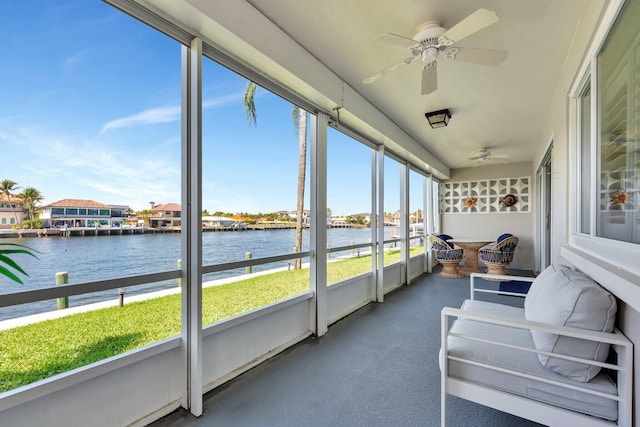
(524, 264, 617, 382)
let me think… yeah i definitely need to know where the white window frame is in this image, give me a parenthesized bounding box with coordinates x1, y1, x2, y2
(567, 0, 640, 311)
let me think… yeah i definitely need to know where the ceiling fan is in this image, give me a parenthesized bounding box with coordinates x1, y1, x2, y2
(469, 148, 510, 166)
(362, 8, 508, 95)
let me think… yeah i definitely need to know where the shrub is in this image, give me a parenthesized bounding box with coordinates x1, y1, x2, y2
(22, 219, 43, 229)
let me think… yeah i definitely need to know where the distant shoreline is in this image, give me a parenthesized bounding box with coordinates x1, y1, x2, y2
(0, 226, 177, 239)
(0, 223, 370, 239)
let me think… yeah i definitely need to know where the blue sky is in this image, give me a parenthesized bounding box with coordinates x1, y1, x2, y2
(0, 1, 415, 216)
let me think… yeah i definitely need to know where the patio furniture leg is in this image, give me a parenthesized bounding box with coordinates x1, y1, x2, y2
(439, 261, 463, 278)
(484, 262, 509, 276)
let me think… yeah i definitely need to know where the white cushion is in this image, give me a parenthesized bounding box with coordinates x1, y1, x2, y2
(446, 318, 618, 420)
(524, 264, 617, 382)
(460, 299, 526, 322)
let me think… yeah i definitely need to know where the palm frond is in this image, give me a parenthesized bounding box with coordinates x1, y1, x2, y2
(0, 243, 38, 284)
(291, 106, 300, 135)
(0, 266, 24, 284)
(243, 81, 257, 127)
(0, 254, 29, 276)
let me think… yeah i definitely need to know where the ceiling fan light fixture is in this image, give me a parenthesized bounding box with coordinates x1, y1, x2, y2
(425, 109, 451, 128)
(421, 47, 439, 64)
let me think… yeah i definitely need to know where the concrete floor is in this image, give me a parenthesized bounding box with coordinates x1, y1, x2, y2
(150, 268, 542, 427)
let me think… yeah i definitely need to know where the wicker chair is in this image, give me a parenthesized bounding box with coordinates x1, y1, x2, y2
(479, 233, 519, 276)
(429, 234, 463, 278)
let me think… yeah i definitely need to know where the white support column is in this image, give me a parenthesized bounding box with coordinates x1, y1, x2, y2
(310, 113, 328, 336)
(400, 162, 409, 284)
(370, 149, 377, 301)
(376, 145, 385, 302)
(425, 175, 432, 273)
(427, 176, 436, 273)
(181, 38, 203, 417)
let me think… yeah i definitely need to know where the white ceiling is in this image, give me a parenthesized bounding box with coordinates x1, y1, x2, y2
(138, 0, 605, 174)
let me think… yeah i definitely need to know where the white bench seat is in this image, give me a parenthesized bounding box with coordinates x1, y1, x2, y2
(440, 269, 633, 427)
(448, 304, 618, 420)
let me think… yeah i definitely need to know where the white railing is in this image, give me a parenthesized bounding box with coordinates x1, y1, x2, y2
(0, 243, 426, 426)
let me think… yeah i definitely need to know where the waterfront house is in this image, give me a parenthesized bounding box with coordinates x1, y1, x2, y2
(148, 202, 181, 229)
(286, 209, 310, 225)
(350, 212, 372, 225)
(0, 194, 24, 229)
(389, 210, 401, 226)
(327, 216, 350, 227)
(202, 215, 245, 228)
(272, 210, 289, 218)
(3, 1, 640, 427)
(39, 199, 128, 228)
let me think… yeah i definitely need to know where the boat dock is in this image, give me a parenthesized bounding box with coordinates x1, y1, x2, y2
(0, 226, 179, 238)
(1, 222, 360, 239)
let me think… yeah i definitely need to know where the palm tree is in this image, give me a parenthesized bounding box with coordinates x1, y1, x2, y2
(0, 179, 21, 228)
(243, 81, 308, 269)
(18, 187, 44, 228)
(138, 209, 153, 227)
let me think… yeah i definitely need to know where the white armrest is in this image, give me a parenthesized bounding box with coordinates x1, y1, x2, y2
(442, 306, 630, 349)
(469, 272, 535, 300)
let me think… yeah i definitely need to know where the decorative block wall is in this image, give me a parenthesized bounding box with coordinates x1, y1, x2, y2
(441, 176, 530, 213)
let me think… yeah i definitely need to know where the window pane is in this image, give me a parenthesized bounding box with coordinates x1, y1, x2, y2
(580, 81, 591, 234)
(409, 169, 426, 256)
(201, 60, 311, 325)
(326, 127, 373, 281)
(383, 157, 401, 264)
(0, 1, 181, 392)
(597, 0, 640, 243)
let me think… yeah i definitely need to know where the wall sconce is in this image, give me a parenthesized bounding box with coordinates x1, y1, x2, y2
(425, 109, 451, 128)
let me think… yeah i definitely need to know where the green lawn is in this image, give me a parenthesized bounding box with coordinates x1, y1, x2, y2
(0, 247, 423, 392)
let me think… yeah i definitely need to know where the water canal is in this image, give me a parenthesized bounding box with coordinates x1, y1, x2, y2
(1, 227, 403, 320)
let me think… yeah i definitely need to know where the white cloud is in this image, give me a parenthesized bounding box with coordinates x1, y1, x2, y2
(3, 125, 181, 210)
(63, 50, 89, 73)
(3, 88, 255, 211)
(100, 91, 242, 132)
(202, 92, 242, 109)
(101, 105, 180, 132)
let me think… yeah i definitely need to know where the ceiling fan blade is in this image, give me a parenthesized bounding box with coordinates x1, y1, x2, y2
(421, 63, 437, 95)
(362, 73, 383, 85)
(439, 8, 499, 45)
(489, 157, 511, 164)
(449, 47, 508, 66)
(373, 32, 421, 49)
(362, 56, 418, 84)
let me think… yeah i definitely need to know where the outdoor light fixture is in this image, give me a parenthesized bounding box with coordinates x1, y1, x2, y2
(425, 109, 451, 128)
